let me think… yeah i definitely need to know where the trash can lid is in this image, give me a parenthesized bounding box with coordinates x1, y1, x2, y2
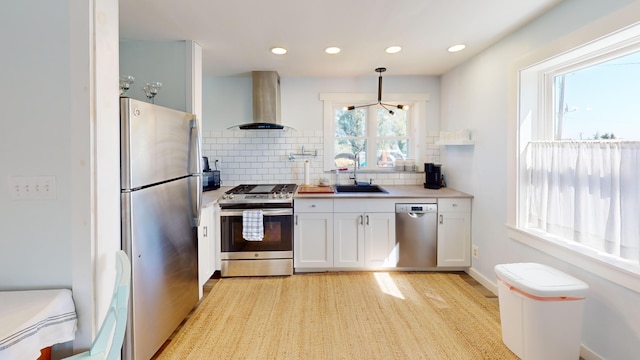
(495, 262, 588, 298)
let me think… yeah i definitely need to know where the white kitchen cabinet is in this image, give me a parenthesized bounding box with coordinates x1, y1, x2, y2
(333, 212, 365, 267)
(437, 198, 471, 267)
(198, 204, 216, 298)
(294, 199, 334, 269)
(364, 212, 396, 267)
(334, 199, 396, 269)
(213, 204, 221, 272)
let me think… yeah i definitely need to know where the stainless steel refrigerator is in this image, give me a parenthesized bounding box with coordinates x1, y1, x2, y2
(120, 97, 202, 360)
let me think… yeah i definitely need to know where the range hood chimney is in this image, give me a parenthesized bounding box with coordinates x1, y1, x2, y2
(231, 71, 291, 130)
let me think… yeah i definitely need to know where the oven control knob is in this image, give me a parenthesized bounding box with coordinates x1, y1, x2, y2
(229, 194, 234, 199)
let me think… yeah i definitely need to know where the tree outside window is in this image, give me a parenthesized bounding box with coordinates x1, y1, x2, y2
(334, 107, 409, 169)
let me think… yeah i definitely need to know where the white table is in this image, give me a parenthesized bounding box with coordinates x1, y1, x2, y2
(0, 289, 77, 360)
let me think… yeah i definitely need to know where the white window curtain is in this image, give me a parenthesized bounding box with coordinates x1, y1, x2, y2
(525, 141, 640, 262)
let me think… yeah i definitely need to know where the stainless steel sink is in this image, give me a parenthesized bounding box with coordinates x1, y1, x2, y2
(334, 185, 388, 193)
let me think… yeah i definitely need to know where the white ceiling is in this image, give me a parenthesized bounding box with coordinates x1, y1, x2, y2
(119, 0, 562, 77)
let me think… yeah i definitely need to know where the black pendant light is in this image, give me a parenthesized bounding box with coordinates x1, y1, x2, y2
(347, 67, 405, 115)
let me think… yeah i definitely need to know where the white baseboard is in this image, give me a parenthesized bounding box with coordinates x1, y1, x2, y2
(466, 267, 498, 295)
(580, 344, 604, 360)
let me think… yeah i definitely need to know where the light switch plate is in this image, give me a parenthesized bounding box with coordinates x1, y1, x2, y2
(7, 175, 57, 200)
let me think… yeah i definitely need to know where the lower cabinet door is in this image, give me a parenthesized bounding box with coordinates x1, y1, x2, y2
(437, 211, 471, 267)
(365, 212, 397, 268)
(198, 205, 215, 298)
(333, 213, 365, 267)
(294, 213, 333, 268)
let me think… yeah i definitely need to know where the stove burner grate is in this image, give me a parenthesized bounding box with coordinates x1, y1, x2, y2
(226, 184, 297, 195)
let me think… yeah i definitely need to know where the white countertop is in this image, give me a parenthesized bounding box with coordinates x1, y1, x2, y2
(202, 185, 471, 206)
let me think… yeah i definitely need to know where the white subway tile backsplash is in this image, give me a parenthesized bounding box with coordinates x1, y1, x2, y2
(202, 129, 438, 186)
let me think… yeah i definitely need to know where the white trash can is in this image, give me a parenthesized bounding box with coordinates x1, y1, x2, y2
(494, 263, 588, 360)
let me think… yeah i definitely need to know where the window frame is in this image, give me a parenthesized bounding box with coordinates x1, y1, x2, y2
(510, 22, 640, 293)
(320, 92, 429, 172)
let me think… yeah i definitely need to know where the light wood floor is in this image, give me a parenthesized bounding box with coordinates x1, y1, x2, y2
(151, 271, 497, 359)
(152, 272, 587, 360)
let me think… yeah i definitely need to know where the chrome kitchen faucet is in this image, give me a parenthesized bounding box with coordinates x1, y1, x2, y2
(349, 153, 359, 185)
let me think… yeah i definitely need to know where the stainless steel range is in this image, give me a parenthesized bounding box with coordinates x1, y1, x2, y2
(219, 184, 297, 277)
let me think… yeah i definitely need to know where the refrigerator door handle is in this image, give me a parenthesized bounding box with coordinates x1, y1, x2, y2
(190, 119, 203, 227)
(190, 119, 203, 174)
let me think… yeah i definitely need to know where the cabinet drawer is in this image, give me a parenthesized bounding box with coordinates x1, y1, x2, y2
(438, 198, 471, 212)
(295, 199, 334, 212)
(334, 198, 397, 213)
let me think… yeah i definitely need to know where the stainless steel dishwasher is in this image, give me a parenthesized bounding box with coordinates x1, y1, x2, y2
(395, 203, 438, 267)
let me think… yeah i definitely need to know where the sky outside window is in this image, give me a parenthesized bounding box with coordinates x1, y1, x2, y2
(554, 50, 640, 140)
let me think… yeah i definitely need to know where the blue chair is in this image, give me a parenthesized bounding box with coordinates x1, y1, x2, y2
(64, 250, 131, 360)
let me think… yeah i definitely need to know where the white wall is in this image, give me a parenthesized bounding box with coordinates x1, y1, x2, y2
(84, 0, 122, 354)
(441, 0, 640, 358)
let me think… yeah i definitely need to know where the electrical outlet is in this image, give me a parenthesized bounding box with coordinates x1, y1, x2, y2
(472, 245, 479, 259)
(8, 175, 57, 200)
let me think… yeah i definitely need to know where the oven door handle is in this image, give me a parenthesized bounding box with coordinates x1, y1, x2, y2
(220, 209, 293, 217)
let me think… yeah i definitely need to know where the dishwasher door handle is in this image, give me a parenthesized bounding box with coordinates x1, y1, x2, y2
(408, 212, 426, 219)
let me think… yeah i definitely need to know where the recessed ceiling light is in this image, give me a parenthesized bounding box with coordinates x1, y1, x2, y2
(270, 47, 287, 55)
(385, 46, 402, 54)
(325, 46, 341, 55)
(447, 44, 466, 53)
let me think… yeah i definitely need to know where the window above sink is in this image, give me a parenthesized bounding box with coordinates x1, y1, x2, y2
(320, 92, 431, 173)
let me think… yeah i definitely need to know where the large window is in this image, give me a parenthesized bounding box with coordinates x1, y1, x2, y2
(516, 24, 640, 282)
(334, 107, 409, 169)
(321, 93, 429, 172)
(551, 50, 640, 140)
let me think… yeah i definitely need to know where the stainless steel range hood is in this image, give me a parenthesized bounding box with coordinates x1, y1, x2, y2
(230, 71, 292, 130)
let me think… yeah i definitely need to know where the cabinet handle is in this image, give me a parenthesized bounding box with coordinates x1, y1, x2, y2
(366, 215, 369, 225)
(203, 226, 208, 237)
(439, 214, 443, 224)
(295, 215, 298, 226)
(311, 204, 316, 208)
(359, 215, 363, 225)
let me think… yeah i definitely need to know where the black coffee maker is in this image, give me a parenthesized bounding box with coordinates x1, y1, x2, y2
(202, 156, 220, 191)
(424, 163, 442, 189)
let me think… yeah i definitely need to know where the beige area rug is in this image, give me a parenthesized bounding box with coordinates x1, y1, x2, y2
(156, 272, 517, 360)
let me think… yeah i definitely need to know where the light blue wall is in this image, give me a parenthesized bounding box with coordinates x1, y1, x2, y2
(120, 40, 188, 111)
(202, 74, 440, 131)
(441, 0, 640, 358)
(1, 1, 121, 355)
(0, 0, 73, 289)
